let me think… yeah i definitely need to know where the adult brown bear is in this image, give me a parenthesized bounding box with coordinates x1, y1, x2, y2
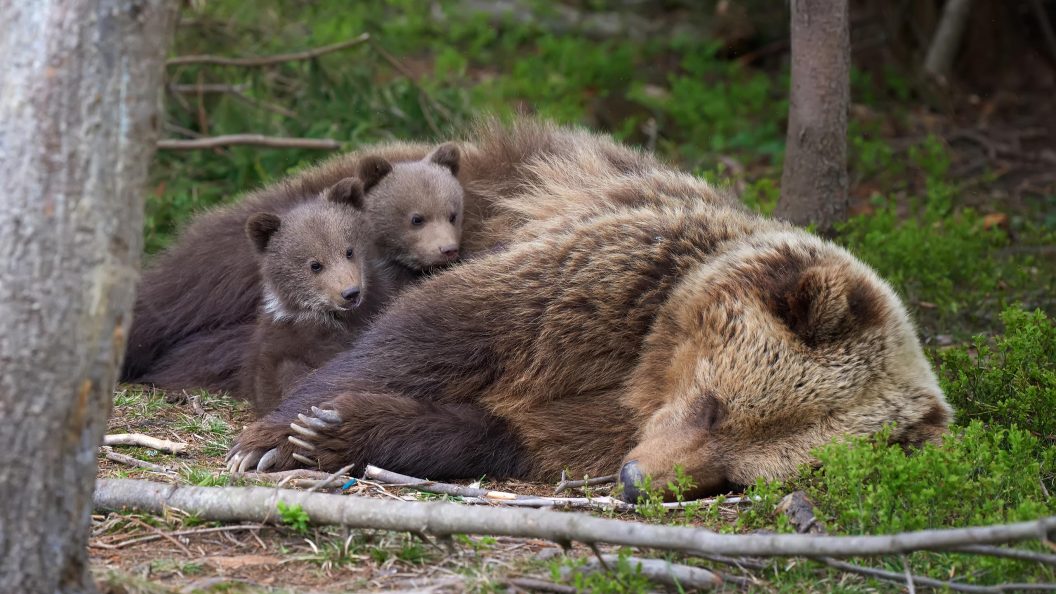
(122, 121, 654, 394)
(225, 120, 952, 501)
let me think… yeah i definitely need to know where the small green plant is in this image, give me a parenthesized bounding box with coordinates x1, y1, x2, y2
(551, 548, 652, 594)
(631, 474, 667, 522)
(939, 307, 1056, 446)
(277, 501, 310, 534)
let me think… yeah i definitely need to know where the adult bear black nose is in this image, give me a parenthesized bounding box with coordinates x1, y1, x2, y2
(341, 287, 360, 302)
(619, 460, 645, 502)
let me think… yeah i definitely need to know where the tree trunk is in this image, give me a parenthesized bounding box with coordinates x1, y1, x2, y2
(774, 0, 850, 234)
(923, 0, 975, 81)
(0, 1, 177, 592)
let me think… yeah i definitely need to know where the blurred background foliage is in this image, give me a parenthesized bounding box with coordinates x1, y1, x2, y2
(145, 1, 1056, 589)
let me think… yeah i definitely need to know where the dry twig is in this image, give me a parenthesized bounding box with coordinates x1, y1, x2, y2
(157, 135, 340, 150)
(99, 447, 175, 474)
(819, 557, 1056, 593)
(554, 472, 618, 495)
(167, 33, 370, 67)
(563, 554, 722, 590)
(93, 479, 1056, 559)
(104, 433, 188, 454)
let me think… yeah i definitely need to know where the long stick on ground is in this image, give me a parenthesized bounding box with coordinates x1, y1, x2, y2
(104, 433, 188, 454)
(167, 33, 370, 67)
(93, 479, 1056, 559)
(819, 557, 1056, 593)
(157, 135, 341, 150)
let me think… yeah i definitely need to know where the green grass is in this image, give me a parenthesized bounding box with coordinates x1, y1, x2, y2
(141, 2, 1056, 590)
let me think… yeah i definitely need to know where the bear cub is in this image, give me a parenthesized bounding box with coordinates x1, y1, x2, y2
(361, 143, 465, 271)
(240, 145, 466, 416)
(239, 177, 398, 415)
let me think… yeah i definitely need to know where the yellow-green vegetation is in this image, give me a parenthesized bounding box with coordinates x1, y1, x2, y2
(133, 1, 1056, 591)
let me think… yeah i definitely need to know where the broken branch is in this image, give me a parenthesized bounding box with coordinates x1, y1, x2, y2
(555, 473, 618, 495)
(104, 433, 188, 454)
(93, 479, 1056, 559)
(563, 555, 722, 590)
(167, 33, 370, 67)
(157, 135, 340, 150)
(99, 447, 174, 474)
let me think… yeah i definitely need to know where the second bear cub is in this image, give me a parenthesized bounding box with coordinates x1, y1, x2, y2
(240, 177, 407, 415)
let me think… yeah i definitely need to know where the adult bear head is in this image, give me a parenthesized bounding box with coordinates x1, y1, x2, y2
(620, 231, 951, 501)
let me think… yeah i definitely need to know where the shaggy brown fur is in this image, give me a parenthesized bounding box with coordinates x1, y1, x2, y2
(225, 121, 951, 499)
(123, 143, 466, 392)
(238, 178, 416, 415)
(122, 120, 673, 391)
(363, 144, 465, 269)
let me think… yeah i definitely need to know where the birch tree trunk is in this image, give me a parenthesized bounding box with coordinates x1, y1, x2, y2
(0, 1, 177, 592)
(774, 0, 850, 234)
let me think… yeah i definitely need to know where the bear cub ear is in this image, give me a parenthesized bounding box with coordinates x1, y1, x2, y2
(246, 213, 282, 254)
(357, 156, 394, 193)
(773, 264, 884, 347)
(427, 142, 460, 177)
(326, 177, 367, 210)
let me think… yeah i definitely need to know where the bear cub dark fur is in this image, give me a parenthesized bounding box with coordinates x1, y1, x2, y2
(239, 144, 466, 416)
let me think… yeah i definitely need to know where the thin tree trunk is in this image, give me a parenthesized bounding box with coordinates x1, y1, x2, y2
(775, 0, 850, 233)
(924, 0, 975, 81)
(0, 2, 177, 592)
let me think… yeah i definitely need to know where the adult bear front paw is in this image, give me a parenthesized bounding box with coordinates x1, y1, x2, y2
(226, 405, 343, 473)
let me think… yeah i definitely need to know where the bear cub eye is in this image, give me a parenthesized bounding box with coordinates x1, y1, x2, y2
(345, 247, 354, 259)
(309, 261, 323, 273)
(449, 213, 457, 224)
(410, 214, 424, 227)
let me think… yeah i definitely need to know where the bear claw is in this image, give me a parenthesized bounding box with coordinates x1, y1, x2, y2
(288, 435, 315, 451)
(237, 449, 263, 474)
(291, 452, 316, 466)
(257, 448, 279, 472)
(297, 413, 332, 431)
(310, 406, 341, 424)
(289, 422, 320, 439)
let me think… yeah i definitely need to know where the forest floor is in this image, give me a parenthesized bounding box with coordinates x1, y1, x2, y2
(92, 387, 741, 594)
(94, 1, 1056, 591)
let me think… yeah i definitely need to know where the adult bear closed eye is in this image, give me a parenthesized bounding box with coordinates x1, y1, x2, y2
(227, 125, 952, 500)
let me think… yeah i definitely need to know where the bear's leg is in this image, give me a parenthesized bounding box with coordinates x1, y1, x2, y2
(227, 390, 526, 480)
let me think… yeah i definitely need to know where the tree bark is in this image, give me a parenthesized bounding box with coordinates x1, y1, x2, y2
(775, 0, 850, 233)
(0, 1, 177, 592)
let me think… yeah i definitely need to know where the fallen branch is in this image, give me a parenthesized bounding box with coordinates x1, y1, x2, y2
(364, 464, 529, 501)
(104, 433, 188, 454)
(819, 556, 1056, 593)
(99, 447, 175, 474)
(562, 555, 722, 590)
(92, 524, 267, 549)
(505, 577, 576, 593)
(554, 472, 617, 495)
(167, 33, 370, 67)
(157, 135, 340, 150)
(953, 544, 1056, 566)
(93, 479, 1056, 559)
(366, 465, 746, 511)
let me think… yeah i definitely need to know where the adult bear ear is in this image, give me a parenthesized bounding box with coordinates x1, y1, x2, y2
(427, 142, 460, 176)
(246, 213, 282, 254)
(357, 156, 393, 193)
(769, 263, 884, 347)
(325, 177, 366, 210)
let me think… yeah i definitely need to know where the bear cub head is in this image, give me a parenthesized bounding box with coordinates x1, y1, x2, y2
(247, 178, 376, 324)
(358, 143, 464, 270)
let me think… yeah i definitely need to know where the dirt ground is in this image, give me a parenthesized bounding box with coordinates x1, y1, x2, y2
(92, 387, 752, 594)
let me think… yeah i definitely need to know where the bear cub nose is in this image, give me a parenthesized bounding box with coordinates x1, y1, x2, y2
(439, 245, 459, 260)
(341, 287, 361, 303)
(619, 460, 645, 503)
